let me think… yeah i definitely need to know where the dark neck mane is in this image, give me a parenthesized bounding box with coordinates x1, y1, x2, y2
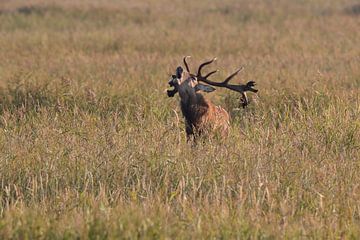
(180, 93, 209, 126)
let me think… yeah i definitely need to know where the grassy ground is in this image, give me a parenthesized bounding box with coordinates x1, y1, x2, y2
(0, 0, 360, 239)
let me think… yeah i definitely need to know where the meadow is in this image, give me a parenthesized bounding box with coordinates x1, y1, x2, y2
(0, 0, 360, 239)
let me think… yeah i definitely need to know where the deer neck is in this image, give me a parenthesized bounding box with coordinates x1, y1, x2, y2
(178, 84, 197, 106)
(179, 87, 210, 125)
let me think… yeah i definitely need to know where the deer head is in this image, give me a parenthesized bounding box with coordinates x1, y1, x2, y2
(167, 65, 216, 105)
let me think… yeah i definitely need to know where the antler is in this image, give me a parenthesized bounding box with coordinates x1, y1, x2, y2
(183, 56, 191, 73)
(195, 58, 258, 107)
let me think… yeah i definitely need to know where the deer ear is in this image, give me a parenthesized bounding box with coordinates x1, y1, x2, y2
(195, 83, 216, 93)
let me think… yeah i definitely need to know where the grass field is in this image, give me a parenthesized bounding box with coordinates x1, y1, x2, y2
(0, 0, 360, 239)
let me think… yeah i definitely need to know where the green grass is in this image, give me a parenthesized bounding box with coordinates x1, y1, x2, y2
(0, 0, 360, 239)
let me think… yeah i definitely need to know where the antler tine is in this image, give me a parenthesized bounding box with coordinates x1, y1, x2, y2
(183, 56, 191, 73)
(197, 58, 217, 77)
(204, 70, 219, 79)
(240, 92, 249, 108)
(223, 67, 244, 84)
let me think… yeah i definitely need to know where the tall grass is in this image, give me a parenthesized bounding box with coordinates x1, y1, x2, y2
(0, 0, 360, 239)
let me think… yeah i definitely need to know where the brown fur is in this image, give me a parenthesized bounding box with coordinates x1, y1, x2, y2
(179, 83, 230, 140)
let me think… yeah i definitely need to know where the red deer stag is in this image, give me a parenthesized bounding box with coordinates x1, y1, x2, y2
(167, 56, 258, 141)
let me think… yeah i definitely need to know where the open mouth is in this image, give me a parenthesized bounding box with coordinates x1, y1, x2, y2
(167, 87, 177, 97)
(167, 77, 178, 97)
